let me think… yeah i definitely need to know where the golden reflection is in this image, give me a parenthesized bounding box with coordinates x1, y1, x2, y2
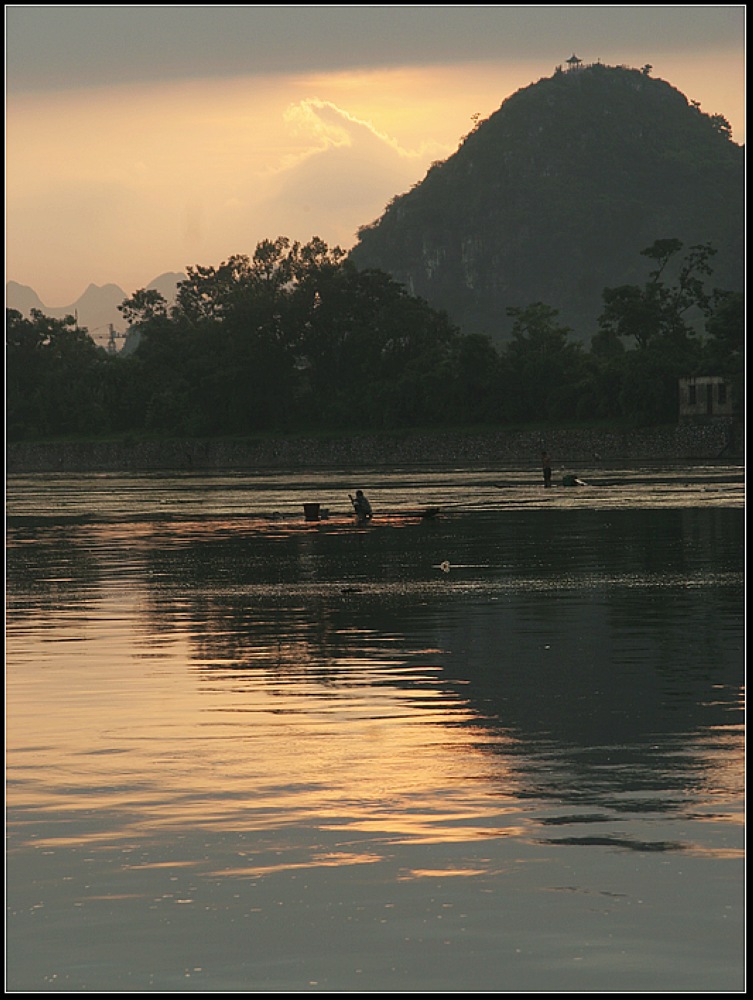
(683, 846, 745, 860)
(321, 817, 532, 847)
(211, 853, 384, 878)
(397, 868, 492, 880)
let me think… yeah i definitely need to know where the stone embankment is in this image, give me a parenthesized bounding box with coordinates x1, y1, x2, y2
(6, 422, 742, 474)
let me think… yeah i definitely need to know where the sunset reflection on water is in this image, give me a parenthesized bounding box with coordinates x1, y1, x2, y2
(8, 615, 527, 859)
(6, 469, 745, 992)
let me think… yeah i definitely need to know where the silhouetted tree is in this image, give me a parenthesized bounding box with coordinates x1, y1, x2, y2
(118, 288, 168, 326)
(6, 309, 110, 439)
(6, 234, 743, 442)
(500, 303, 587, 422)
(598, 239, 716, 351)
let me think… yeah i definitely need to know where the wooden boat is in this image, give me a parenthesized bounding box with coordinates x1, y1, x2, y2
(304, 502, 439, 523)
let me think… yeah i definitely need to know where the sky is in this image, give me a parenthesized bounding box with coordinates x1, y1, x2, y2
(5, 5, 746, 307)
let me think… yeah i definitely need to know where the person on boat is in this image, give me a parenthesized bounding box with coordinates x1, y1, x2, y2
(351, 489, 373, 521)
(541, 450, 552, 488)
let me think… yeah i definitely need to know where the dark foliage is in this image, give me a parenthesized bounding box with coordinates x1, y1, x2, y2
(5, 237, 743, 442)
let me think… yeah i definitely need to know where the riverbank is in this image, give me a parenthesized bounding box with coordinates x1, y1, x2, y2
(5, 421, 742, 474)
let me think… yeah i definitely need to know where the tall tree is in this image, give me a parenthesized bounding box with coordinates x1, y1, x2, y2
(598, 239, 716, 351)
(501, 303, 586, 422)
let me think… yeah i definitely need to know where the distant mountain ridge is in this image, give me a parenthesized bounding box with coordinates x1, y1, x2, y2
(349, 62, 744, 342)
(6, 272, 185, 345)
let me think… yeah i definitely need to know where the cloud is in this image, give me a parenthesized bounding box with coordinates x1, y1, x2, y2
(7, 6, 745, 92)
(216, 99, 440, 254)
(281, 98, 422, 160)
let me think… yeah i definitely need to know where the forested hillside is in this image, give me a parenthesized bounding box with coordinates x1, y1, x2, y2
(349, 63, 744, 343)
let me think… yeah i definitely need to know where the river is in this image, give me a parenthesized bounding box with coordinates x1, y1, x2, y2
(5, 462, 745, 992)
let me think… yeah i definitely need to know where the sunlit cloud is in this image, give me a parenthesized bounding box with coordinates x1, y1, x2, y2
(227, 97, 436, 252)
(281, 97, 425, 162)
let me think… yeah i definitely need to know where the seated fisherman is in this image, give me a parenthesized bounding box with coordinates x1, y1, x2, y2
(351, 489, 373, 520)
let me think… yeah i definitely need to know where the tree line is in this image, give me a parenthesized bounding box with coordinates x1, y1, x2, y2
(6, 236, 743, 442)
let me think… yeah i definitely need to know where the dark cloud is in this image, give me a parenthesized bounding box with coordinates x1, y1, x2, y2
(6, 5, 744, 92)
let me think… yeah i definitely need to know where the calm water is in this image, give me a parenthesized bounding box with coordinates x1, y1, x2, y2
(5, 464, 745, 992)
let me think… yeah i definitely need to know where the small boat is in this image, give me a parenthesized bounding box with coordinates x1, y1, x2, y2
(304, 503, 440, 524)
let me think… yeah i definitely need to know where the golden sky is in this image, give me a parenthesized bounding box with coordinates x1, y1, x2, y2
(5, 6, 745, 306)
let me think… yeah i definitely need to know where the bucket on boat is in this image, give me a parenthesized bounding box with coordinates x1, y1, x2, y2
(303, 502, 321, 521)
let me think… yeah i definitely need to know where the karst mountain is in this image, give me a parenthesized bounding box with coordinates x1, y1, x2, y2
(349, 61, 744, 343)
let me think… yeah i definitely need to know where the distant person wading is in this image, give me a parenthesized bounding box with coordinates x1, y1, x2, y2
(541, 451, 552, 488)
